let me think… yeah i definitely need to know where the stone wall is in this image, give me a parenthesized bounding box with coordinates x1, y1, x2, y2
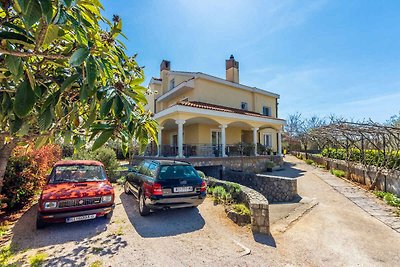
(292, 151, 400, 196)
(131, 155, 283, 174)
(223, 170, 298, 202)
(205, 178, 270, 235)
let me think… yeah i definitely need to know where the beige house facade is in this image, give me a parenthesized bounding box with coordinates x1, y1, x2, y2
(145, 56, 286, 158)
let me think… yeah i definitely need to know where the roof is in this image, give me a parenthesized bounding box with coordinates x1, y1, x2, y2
(175, 101, 285, 121)
(54, 160, 104, 167)
(168, 71, 280, 99)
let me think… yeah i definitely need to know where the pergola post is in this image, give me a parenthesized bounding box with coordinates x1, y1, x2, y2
(219, 124, 228, 157)
(252, 127, 259, 156)
(175, 120, 185, 158)
(157, 126, 164, 157)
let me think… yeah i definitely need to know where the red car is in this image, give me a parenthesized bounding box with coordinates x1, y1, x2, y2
(36, 160, 115, 229)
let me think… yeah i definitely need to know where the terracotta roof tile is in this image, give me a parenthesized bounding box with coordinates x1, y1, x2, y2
(176, 101, 284, 121)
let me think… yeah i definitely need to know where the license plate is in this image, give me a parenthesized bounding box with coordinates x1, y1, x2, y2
(173, 186, 193, 193)
(66, 214, 96, 223)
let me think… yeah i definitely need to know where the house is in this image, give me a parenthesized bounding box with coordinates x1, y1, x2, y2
(145, 55, 286, 158)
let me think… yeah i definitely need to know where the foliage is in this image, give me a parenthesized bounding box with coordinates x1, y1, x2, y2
(330, 169, 346, 178)
(232, 203, 250, 216)
(0, 0, 157, 173)
(208, 182, 241, 204)
(61, 144, 74, 158)
(374, 191, 400, 208)
(212, 186, 227, 204)
(265, 160, 275, 169)
(28, 252, 47, 267)
(71, 146, 119, 178)
(321, 148, 400, 170)
(1, 144, 61, 210)
(116, 176, 126, 185)
(305, 159, 314, 165)
(0, 245, 14, 266)
(196, 170, 205, 178)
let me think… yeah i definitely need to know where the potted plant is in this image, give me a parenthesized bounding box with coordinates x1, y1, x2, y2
(265, 160, 275, 172)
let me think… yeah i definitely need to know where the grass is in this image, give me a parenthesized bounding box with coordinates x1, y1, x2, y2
(232, 204, 251, 216)
(115, 226, 124, 236)
(330, 169, 346, 178)
(374, 191, 400, 208)
(90, 260, 102, 267)
(28, 252, 47, 267)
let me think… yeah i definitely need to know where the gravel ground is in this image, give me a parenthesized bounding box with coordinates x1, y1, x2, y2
(6, 156, 400, 266)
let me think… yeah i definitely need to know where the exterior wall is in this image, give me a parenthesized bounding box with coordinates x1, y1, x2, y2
(293, 152, 400, 197)
(165, 90, 196, 108)
(145, 83, 161, 113)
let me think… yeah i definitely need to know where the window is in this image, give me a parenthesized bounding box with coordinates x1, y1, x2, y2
(263, 134, 272, 147)
(169, 78, 175, 90)
(139, 161, 151, 175)
(241, 102, 248, 110)
(263, 106, 271, 116)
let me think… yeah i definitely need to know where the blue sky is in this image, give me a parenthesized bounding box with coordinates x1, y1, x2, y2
(102, 0, 400, 122)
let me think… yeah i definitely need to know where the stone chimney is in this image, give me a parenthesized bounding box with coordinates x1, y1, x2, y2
(160, 60, 171, 72)
(225, 55, 239, 83)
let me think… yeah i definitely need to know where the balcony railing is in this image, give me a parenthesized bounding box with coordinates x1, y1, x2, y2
(144, 143, 275, 158)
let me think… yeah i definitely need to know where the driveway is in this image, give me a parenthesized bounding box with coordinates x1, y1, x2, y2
(6, 156, 400, 266)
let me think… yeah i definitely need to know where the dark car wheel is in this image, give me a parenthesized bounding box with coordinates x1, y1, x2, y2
(36, 216, 47, 229)
(138, 191, 150, 216)
(105, 210, 113, 219)
(124, 181, 132, 195)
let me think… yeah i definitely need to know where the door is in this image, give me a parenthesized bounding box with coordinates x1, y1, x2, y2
(211, 130, 222, 156)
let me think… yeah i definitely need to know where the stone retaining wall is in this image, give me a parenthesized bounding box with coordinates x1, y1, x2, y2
(292, 151, 400, 196)
(223, 170, 298, 202)
(131, 155, 283, 174)
(205, 177, 270, 235)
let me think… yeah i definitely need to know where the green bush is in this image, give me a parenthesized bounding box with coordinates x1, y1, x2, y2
(330, 169, 346, 178)
(232, 203, 250, 216)
(374, 191, 400, 208)
(72, 147, 119, 178)
(305, 159, 314, 165)
(116, 176, 126, 185)
(197, 170, 206, 178)
(265, 160, 275, 169)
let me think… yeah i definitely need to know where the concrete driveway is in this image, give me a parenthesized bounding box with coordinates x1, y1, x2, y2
(5, 155, 400, 266)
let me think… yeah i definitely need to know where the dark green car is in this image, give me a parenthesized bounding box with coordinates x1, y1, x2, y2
(124, 160, 207, 216)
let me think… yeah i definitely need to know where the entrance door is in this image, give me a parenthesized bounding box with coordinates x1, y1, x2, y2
(211, 130, 222, 156)
(172, 134, 178, 156)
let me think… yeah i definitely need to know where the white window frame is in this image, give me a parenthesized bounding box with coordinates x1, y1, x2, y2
(210, 129, 222, 145)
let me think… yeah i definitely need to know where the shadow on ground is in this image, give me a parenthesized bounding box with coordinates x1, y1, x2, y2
(253, 233, 277, 248)
(270, 161, 306, 179)
(120, 192, 205, 238)
(10, 204, 127, 266)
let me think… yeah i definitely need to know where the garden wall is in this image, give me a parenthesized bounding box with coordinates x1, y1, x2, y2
(292, 151, 400, 196)
(131, 155, 283, 174)
(223, 170, 298, 202)
(205, 177, 270, 235)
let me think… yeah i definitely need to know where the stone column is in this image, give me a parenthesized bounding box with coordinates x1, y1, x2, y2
(175, 120, 185, 158)
(219, 124, 228, 157)
(278, 129, 282, 156)
(157, 126, 164, 157)
(252, 127, 259, 156)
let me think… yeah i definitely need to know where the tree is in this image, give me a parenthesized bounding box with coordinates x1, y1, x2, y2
(387, 112, 400, 127)
(0, 0, 157, 190)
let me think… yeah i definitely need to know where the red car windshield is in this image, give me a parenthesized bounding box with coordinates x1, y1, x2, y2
(49, 165, 107, 184)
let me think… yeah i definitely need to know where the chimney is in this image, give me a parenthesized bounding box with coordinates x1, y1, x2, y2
(225, 55, 239, 83)
(160, 60, 171, 72)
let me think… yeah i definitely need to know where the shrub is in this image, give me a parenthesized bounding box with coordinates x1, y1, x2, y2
(330, 169, 346, 178)
(197, 170, 206, 178)
(265, 160, 275, 169)
(212, 186, 227, 204)
(29, 252, 48, 267)
(232, 204, 250, 216)
(116, 176, 126, 185)
(374, 191, 400, 208)
(305, 159, 314, 165)
(72, 147, 119, 178)
(1, 144, 61, 211)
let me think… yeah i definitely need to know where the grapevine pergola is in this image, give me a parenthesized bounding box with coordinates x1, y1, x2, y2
(308, 121, 400, 189)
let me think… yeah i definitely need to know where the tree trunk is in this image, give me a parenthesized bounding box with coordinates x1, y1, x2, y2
(0, 141, 16, 192)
